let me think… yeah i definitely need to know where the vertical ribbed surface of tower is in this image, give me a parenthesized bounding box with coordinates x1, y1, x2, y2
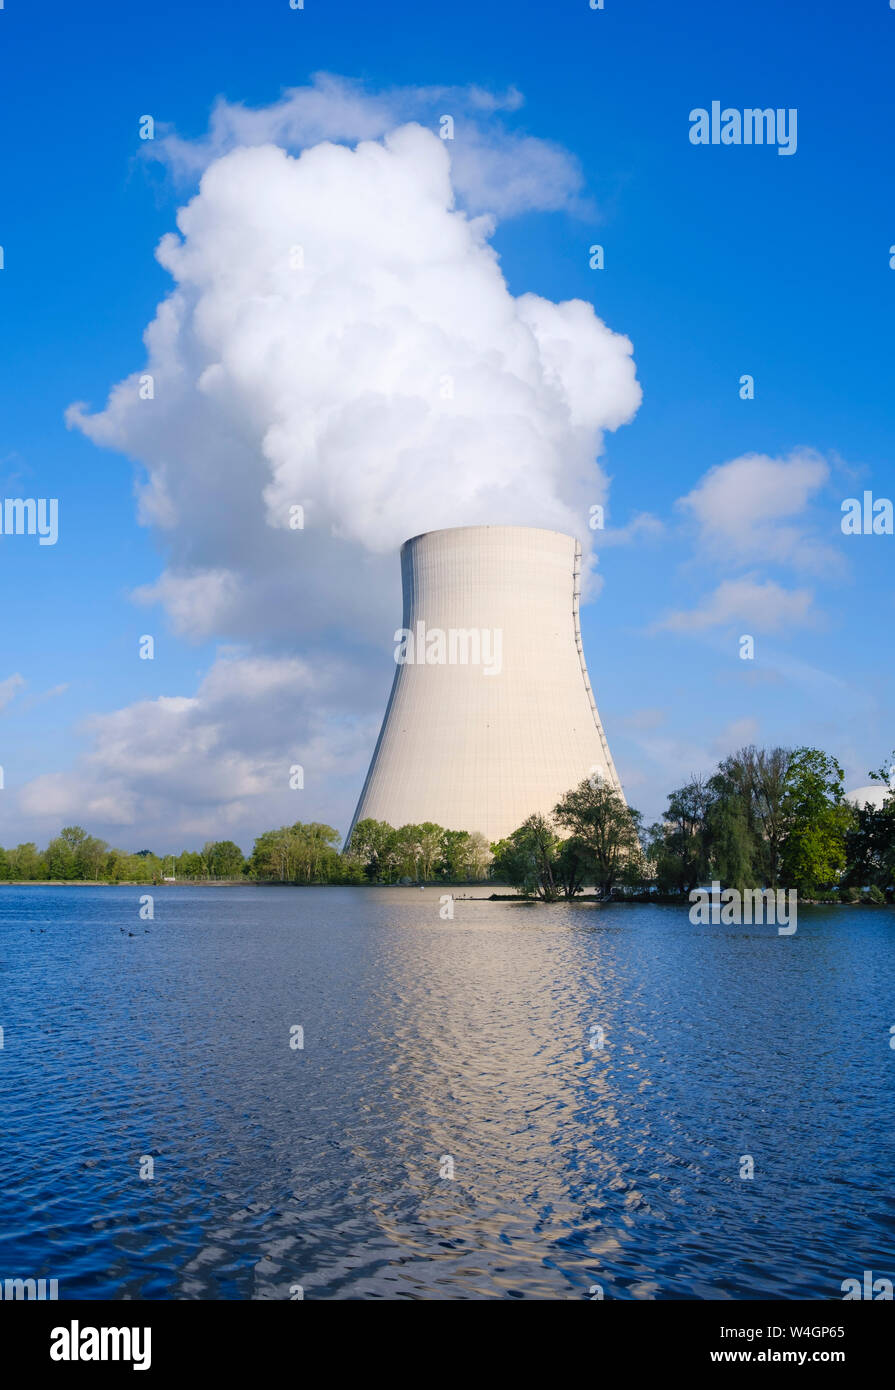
(349, 525, 623, 843)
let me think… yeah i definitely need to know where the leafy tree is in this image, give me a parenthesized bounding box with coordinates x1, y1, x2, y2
(553, 778, 642, 898)
(204, 840, 246, 878)
(466, 831, 493, 880)
(175, 845, 204, 878)
(781, 803, 850, 896)
(644, 821, 675, 892)
(439, 828, 491, 881)
(665, 778, 712, 887)
(440, 829, 472, 880)
(491, 814, 562, 901)
(706, 793, 755, 892)
(248, 828, 295, 882)
(104, 849, 161, 883)
(413, 822, 444, 881)
(843, 756, 895, 893)
(704, 745, 848, 894)
(383, 822, 444, 881)
(750, 746, 794, 888)
(868, 751, 895, 792)
(711, 746, 791, 887)
(45, 826, 89, 878)
(554, 837, 589, 899)
(45, 834, 77, 879)
(41, 826, 109, 881)
(346, 819, 397, 882)
(292, 823, 342, 883)
(76, 834, 110, 880)
(248, 823, 342, 883)
(338, 856, 366, 885)
(779, 748, 848, 895)
(7, 842, 47, 880)
(650, 777, 713, 893)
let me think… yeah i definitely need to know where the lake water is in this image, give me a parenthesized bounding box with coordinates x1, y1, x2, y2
(0, 884, 892, 1300)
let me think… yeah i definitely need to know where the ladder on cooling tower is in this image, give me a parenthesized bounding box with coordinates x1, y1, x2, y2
(573, 540, 624, 799)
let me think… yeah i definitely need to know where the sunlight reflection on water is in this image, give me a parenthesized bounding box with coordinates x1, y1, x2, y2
(0, 885, 892, 1299)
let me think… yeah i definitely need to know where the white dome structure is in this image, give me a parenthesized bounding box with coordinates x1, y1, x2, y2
(349, 525, 624, 843)
(844, 783, 893, 811)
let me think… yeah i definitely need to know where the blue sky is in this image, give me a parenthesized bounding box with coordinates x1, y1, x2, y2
(0, 0, 892, 851)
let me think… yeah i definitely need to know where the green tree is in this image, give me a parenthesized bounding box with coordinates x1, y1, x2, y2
(344, 819, 397, 882)
(104, 850, 160, 883)
(390, 824, 443, 881)
(440, 829, 471, 880)
(651, 777, 713, 893)
(248, 828, 294, 881)
(204, 840, 246, 878)
(248, 823, 342, 883)
(6, 843, 46, 880)
(491, 814, 562, 901)
(782, 805, 850, 897)
(174, 850, 203, 879)
(411, 822, 444, 881)
(706, 793, 755, 892)
(868, 750, 895, 793)
(292, 823, 342, 883)
(439, 829, 493, 882)
(553, 778, 642, 898)
(555, 837, 590, 899)
(45, 826, 84, 879)
(712, 746, 791, 888)
(843, 756, 895, 893)
(779, 748, 848, 895)
(466, 831, 492, 880)
(76, 834, 110, 880)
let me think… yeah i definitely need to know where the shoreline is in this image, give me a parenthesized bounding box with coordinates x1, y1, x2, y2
(0, 881, 889, 906)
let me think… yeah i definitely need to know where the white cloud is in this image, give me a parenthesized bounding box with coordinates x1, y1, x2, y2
(131, 569, 242, 643)
(617, 729, 720, 808)
(676, 448, 838, 574)
(70, 120, 640, 643)
(15, 652, 378, 849)
(710, 716, 760, 754)
(657, 450, 839, 639)
(618, 706, 667, 731)
(0, 674, 26, 712)
(145, 73, 586, 218)
(597, 512, 664, 547)
(19, 683, 69, 713)
(655, 576, 816, 633)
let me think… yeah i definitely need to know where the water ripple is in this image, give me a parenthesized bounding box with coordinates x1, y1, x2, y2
(0, 885, 892, 1299)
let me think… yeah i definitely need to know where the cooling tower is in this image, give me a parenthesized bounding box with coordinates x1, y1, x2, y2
(349, 525, 624, 844)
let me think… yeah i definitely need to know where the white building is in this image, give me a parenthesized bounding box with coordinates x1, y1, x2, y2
(844, 784, 892, 811)
(349, 525, 624, 844)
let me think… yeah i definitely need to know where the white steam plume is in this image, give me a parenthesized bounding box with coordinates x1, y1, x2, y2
(69, 120, 640, 640)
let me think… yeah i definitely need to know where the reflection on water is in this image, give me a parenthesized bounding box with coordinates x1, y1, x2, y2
(0, 885, 892, 1299)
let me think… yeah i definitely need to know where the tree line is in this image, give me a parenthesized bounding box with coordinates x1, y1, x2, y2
(0, 828, 249, 884)
(0, 819, 493, 886)
(491, 745, 895, 903)
(0, 744, 892, 898)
